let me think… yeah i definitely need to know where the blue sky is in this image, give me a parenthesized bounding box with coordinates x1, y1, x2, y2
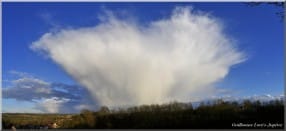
(2, 2, 284, 113)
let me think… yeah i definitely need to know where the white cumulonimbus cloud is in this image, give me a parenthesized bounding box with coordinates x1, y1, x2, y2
(31, 7, 246, 107)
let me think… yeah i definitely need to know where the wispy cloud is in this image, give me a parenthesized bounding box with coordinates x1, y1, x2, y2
(31, 7, 246, 107)
(38, 11, 62, 32)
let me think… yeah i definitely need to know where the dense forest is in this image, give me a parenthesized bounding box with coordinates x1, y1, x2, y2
(2, 99, 284, 129)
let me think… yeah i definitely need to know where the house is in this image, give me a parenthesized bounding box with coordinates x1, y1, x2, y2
(48, 122, 58, 129)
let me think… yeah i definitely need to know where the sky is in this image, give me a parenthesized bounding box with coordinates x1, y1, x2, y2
(2, 2, 284, 113)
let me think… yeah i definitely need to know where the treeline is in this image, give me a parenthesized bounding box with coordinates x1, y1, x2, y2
(3, 99, 284, 129)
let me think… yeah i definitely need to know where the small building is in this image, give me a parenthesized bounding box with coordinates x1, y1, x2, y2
(48, 122, 58, 129)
